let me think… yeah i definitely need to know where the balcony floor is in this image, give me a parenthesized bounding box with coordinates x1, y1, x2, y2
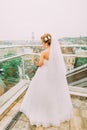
(0, 97, 82, 130)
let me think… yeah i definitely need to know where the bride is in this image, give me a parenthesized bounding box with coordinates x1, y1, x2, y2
(20, 33, 73, 128)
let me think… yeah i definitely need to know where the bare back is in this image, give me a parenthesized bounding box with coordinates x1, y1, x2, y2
(43, 48, 50, 60)
(38, 48, 50, 67)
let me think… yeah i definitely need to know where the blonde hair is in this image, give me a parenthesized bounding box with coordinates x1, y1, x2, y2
(41, 33, 52, 45)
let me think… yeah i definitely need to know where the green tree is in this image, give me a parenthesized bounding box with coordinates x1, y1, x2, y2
(3, 57, 22, 78)
(74, 57, 87, 68)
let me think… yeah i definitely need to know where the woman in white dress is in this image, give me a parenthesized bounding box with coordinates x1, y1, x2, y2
(20, 33, 73, 128)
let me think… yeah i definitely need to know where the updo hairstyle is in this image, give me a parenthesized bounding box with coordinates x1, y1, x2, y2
(41, 33, 51, 46)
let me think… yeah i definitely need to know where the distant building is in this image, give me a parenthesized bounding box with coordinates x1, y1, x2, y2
(31, 32, 35, 41)
(64, 56, 75, 71)
(59, 42, 75, 71)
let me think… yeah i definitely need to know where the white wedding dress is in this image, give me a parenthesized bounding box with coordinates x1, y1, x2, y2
(20, 58, 73, 127)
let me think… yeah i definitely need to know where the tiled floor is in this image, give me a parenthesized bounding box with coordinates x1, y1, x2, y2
(0, 100, 21, 130)
(0, 98, 79, 130)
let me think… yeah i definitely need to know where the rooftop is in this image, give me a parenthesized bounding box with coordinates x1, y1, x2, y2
(0, 90, 87, 130)
(0, 44, 87, 130)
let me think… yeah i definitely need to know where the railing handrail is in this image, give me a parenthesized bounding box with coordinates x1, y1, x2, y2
(0, 52, 40, 62)
(62, 54, 87, 57)
(1, 52, 87, 63)
(0, 44, 42, 49)
(0, 44, 87, 49)
(60, 44, 87, 47)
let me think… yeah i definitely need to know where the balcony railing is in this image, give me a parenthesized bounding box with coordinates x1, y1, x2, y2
(0, 44, 87, 118)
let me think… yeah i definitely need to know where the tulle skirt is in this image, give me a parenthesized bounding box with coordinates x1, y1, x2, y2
(20, 64, 73, 127)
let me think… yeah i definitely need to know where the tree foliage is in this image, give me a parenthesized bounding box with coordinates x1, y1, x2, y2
(3, 58, 22, 78)
(74, 57, 87, 68)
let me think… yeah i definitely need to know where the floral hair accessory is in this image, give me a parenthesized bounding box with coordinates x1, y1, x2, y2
(44, 37, 48, 41)
(48, 36, 51, 39)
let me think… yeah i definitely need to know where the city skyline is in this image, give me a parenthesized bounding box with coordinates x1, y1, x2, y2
(0, 0, 87, 40)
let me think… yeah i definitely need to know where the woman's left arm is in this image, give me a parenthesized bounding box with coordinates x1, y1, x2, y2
(37, 52, 44, 67)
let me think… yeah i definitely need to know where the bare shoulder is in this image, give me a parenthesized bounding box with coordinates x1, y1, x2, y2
(41, 49, 50, 59)
(41, 50, 46, 56)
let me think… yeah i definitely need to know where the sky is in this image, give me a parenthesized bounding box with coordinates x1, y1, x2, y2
(0, 0, 87, 40)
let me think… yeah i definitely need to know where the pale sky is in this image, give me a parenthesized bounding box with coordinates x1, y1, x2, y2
(0, 0, 87, 40)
